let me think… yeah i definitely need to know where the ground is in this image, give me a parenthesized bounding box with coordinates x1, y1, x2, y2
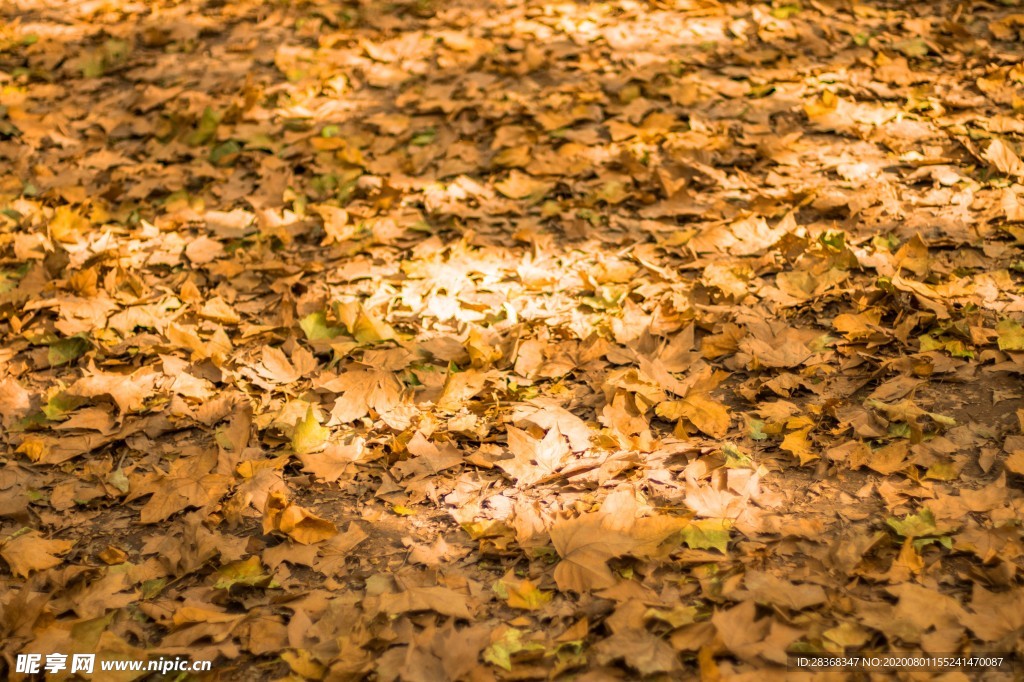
(1, 0, 1024, 680)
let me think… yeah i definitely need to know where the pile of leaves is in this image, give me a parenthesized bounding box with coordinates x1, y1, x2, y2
(1, 0, 1024, 678)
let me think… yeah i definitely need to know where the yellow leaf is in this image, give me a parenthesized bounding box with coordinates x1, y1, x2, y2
(280, 505, 336, 544)
(495, 170, 552, 200)
(656, 395, 730, 438)
(214, 556, 273, 589)
(804, 89, 838, 118)
(551, 512, 687, 592)
(49, 205, 89, 243)
(502, 578, 553, 610)
(281, 649, 327, 680)
(1005, 450, 1024, 476)
(292, 405, 329, 455)
(996, 319, 1024, 351)
(353, 308, 396, 343)
(984, 138, 1024, 179)
(336, 301, 396, 343)
(681, 519, 731, 553)
(780, 426, 818, 465)
(262, 491, 337, 545)
(1, 530, 74, 577)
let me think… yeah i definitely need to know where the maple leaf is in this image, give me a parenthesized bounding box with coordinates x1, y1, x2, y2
(483, 627, 546, 671)
(983, 138, 1024, 179)
(0, 529, 74, 577)
(550, 512, 687, 592)
(262, 491, 337, 545)
(131, 453, 232, 524)
(495, 426, 570, 486)
(435, 369, 493, 412)
(214, 556, 274, 590)
(336, 301, 397, 343)
(593, 629, 681, 675)
(292, 404, 329, 455)
(255, 346, 303, 385)
(711, 600, 802, 664)
(313, 522, 368, 577)
(656, 395, 730, 438)
(681, 519, 732, 553)
(493, 575, 552, 611)
(319, 369, 404, 423)
(963, 585, 1024, 642)
(298, 438, 363, 482)
(494, 170, 552, 200)
(996, 319, 1024, 351)
(67, 363, 158, 414)
(0, 377, 31, 427)
(377, 586, 472, 619)
(779, 426, 817, 465)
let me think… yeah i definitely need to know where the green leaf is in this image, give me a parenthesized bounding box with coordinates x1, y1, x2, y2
(723, 442, 754, 467)
(770, 3, 801, 19)
(0, 265, 28, 293)
(483, 628, 545, 671)
(209, 139, 241, 166)
(42, 392, 87, 420)
(915, 535, 953, 551)
(292, 405, 329, 455)
(106, 468, 130, 495)
(746, 418, 768, 441)
(187, 106, 221, 146)
(300, 311, 345, 341)
(48, 336, 90, 366)
(996, 319, 1024, 351)
(681, 519, 731, 553)
(410, 128, 436, 146)
(141, 578, 166, 599)
(81, 54, 105, 78)
(886, 508, 939, 538)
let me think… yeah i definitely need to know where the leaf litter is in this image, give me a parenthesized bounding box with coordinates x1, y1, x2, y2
(1, 0, 1024, 679)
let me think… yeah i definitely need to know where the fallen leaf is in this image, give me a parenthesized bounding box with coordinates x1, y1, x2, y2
(262, 491, 337, 544)
(292, 404, 329, 455)
(1, 530, 74, 577)
(551, 512, 686, 592)
(983, 138, 1024, 178)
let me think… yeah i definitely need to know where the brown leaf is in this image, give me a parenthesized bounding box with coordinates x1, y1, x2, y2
(378, 585, 472, 619)
(495, 425, 571, 486)
(551, 512, 686, 592)
(68, 364, 158, 414)
(262, 491, 337, 544)
(741, 571, 827, 611)
(0, 377, 31, 427)
(299, 438, 364, 482)
(593, 629, 681, 675)
(1, 530, 74, 577)
(656, 395, 730, 438)
(962, 585, 1024, 642)
(983, 138, 1024, 178)
(494, 170, 553, 200)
